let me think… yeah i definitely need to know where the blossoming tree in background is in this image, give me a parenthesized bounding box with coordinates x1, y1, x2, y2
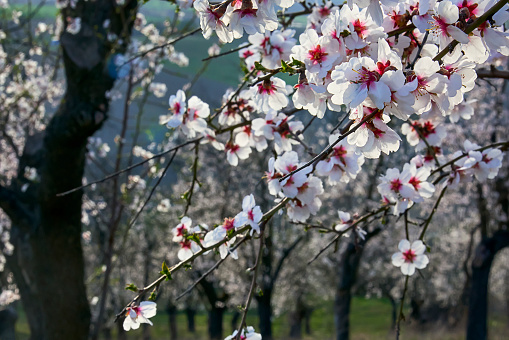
(1, 0, 509, 340)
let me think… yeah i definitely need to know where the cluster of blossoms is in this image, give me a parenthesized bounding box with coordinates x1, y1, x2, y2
(194, 0, 295, 43)
(447, 139, 505, 187)
(123, 0, 509, 330)
(265, 151, 324, 222)
(378, 163, 435, 215)
(171, 195, 263, 261)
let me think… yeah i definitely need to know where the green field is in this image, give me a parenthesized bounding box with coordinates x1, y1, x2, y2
(14, 297, 509, 339)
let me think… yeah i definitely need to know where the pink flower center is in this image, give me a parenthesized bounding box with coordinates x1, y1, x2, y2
(176, 225, 186, 237)
(223, 217, 236, 231)
(353, 66, 381, 90)
(247, 210, 254, 221)
(258, 80, 276, 95)
(332, 145, 347, 164)
(390, 179, 403, 192)
(402, 249, 416, 263)
(307, 45, 328, 64)
(352, 19, 367, 38)
(409, 176, 421, 190)
(180, 240, 191, 249)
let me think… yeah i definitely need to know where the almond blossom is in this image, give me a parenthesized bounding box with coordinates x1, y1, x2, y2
(123, 301, 157, 331)
(235, 194, 263, 234)
(392, 239, 429, 276)
(225, 326, 262, 340)
(315, 136, 365, 184)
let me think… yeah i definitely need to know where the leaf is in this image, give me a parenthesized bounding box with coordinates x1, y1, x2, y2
(148, 291, 157, 301)
(160, 261, 172, 281)
(290, 58, 304, 68)
(125, 283, 138, 292)
(254, 61, 268, 72)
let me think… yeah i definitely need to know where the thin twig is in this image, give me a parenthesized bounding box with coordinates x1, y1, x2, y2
(419, 186, 448, 240)
(57, 138, 202, 196)
(175, 236, 250, 301)
(203, 44, 249, 61)
(127, 149, 178, 228)
(236, 221, 266, 340)
(395, 276, 409, 340)
(120, 28, 200, 67)
(115, 197, 289, 322)
(279, 111, 378, 182)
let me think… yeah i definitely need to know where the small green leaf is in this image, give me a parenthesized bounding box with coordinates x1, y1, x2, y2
(125, 283, 138, 292)
(254, 61, 268, 72)
(160, 261, 172, 281)
(257, 288, 263, 297)
(290, 58, 304, 68)
(184, 263, 193, 271)
(148, 291, 157, 301)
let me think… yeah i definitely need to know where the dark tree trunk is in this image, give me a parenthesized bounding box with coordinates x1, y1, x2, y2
(198, 277, 228, 340)
(334, 241, 366, 340)
(466, 230, 509, 340)
(231, 310, 240, 332)
(256, 289, 273, 340)
(304, 308, 312, 335)
(167, 302, 178, 340)
(186, 307, 196, 333)
(102, 327, 112, 340)
(208, 306, 225, 340)
(0, 1, 138, 339)
(289, 297, 305, 339)
(388, 295, 397, 329)
(0, 306, 17, 340)
(116, 319, 127, 340)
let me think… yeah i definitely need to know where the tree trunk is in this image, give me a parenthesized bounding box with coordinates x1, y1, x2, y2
(289, 296, 305, 339)
(304, 308, 312, 335)
(186, 307, 196, 333)
(0, 306, 17, 340)
(116, 319, 127, 340)
(256, 289, 273, 340)
(208, 306, 225, 340)
(467, 230, 509, 340)
(167, 302, 178, 340)
(0, 1, 139, 339)
(334, 242, 365, 340)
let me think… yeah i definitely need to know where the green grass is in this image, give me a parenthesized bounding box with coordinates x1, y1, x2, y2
(14, 297, 509, 339)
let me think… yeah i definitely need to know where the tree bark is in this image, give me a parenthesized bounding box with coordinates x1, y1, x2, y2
(466, 230, 509, 340)
(208, 306, 226, 340)
(0, 305, 17, 340)
(256, 289, 273, 340)
(186, 306, 196, 333)
(289, 296, 305, 339)
(0, 1, 138, 339)
(167, 302, 178, 340)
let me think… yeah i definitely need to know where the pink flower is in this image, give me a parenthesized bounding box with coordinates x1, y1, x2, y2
(123, 301, 157, 331)
(392, 240, 429, 276)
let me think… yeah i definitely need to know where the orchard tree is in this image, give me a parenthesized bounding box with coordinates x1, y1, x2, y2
(1, 1, 509, 340)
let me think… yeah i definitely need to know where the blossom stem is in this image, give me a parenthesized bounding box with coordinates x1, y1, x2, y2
(395, 275, 410, 340)
(279, 110, 378, 182)
(419, 186, 448, 241)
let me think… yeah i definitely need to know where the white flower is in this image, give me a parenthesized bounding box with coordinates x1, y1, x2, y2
(250, 77, 291, 112)
(236, 194, 263, 235)
(225, 326, 262, 340)
(172, 216, 192, 242)
(391, 240, 429, 276)
(123, 301, 157, 331)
